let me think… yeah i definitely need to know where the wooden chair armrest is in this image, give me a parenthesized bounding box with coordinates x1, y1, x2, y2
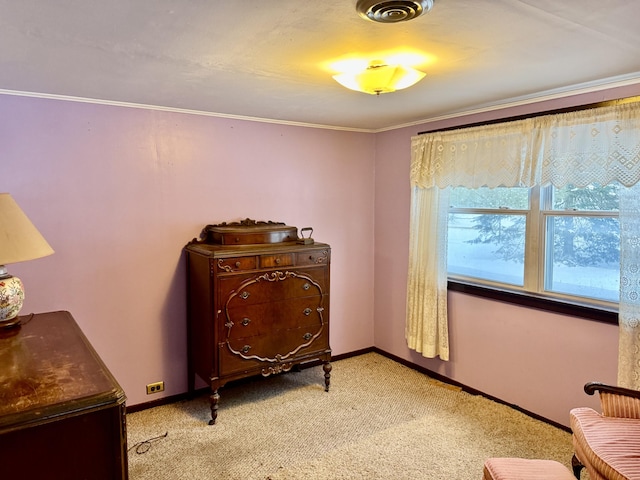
(585, 381, 640, 418)
(585, 382, 640, 399)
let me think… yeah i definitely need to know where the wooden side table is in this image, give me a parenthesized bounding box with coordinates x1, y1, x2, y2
(0, 310, 128, 480)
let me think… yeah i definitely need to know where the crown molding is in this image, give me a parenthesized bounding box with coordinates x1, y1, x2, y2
(3, 71, 640, 135)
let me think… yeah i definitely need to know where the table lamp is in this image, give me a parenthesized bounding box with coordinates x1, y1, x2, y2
(0, 193, 54, 328)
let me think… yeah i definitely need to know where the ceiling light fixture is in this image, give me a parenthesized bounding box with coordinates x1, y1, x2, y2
(333, 60, 426, 95)
(356, 0, 434, 23)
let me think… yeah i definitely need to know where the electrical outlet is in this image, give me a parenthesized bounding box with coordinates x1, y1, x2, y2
(146, 381, 165, 395)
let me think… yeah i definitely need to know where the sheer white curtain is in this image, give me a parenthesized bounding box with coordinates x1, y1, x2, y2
(619, 184, 640, 388)
(408, 101, 640, 386)
(407, 186, 450, 359)
(407, 120, 540, 360)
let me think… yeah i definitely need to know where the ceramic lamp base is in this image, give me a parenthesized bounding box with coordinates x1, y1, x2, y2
(0, 273, 25, 328)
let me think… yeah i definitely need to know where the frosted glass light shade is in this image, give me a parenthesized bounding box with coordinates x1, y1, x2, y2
(333, 62, 426, 95)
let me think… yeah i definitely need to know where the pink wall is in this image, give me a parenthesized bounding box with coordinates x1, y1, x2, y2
(1, 95, 375, 406)
(373, 84, 640, 427)
(3, 83, 638, 425)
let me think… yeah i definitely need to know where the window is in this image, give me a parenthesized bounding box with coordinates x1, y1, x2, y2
(409, 100, 640, 362)
(447, 183, 621, 308)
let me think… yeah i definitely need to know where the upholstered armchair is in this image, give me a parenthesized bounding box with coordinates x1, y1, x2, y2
(570, 382, 640, 479)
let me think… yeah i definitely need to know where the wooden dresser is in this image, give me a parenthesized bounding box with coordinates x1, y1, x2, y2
(0, 310, 128, 479)
(185, 219, 331, 424)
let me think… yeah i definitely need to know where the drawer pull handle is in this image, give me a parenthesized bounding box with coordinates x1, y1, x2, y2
(275, 258, 281, 264)
(241, 317, 251, 326)
(303, 283, 310, 290)
(240, 291, 250, 300)
(303, 308, 312, 316)
(235, 261, 241, 268)
(303, 333, 312, 341)
(241, 345, 251, 354)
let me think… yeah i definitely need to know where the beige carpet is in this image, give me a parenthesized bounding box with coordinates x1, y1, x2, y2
(127, 353, 576, 479)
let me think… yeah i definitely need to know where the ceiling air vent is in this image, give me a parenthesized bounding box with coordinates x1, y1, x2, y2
(356, 0, 434, 23)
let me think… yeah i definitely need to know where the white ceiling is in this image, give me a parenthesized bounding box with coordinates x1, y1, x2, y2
(2, 0, 640, 131)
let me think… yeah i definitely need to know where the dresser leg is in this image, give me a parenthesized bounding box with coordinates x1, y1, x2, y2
(323, 362, 332, 392)
(208, 390, 220, 425)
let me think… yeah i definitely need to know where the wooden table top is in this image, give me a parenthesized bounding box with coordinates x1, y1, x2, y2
(0, 310, 125, 431)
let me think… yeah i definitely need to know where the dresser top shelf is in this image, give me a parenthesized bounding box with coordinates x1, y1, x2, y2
(186, 218, 327, 256)
(194, 218, 302, 246)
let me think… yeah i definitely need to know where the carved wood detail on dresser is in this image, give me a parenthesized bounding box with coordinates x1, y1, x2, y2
(185, 219, 331, 424)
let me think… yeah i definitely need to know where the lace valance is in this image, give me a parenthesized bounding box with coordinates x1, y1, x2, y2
(411, 101, 640, 189)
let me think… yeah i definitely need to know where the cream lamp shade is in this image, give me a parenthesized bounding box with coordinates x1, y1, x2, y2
(333, 61, 426, 95)
(0, 193, 54, 327)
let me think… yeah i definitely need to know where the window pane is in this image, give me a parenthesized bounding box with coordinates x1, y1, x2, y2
(551, 182, 620, 212)
(450, 187, 529, 209)
(448, 213, 525, 286)
(545, 216, 620, 302)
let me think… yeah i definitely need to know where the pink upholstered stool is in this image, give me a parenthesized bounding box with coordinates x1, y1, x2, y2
(483, 458, 575, 480)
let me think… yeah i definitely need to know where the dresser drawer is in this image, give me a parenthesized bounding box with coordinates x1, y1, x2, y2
(215, 256, 257, 273)
(260, 253, 294, 268)
(219, 270, 326, 306)
(296, 249, 330, 266)
(224, 297, 326, 341)
(219, 327, 330, 376)
(227, 324, 325, 360)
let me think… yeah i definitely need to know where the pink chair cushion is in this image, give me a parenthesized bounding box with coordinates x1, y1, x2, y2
(483, 458, 574, 480)
(570, 406, 640, 480)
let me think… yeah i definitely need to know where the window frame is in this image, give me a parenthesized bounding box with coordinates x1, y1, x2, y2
(447, 183, 619, 324)
(447, 280, 617, 324)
